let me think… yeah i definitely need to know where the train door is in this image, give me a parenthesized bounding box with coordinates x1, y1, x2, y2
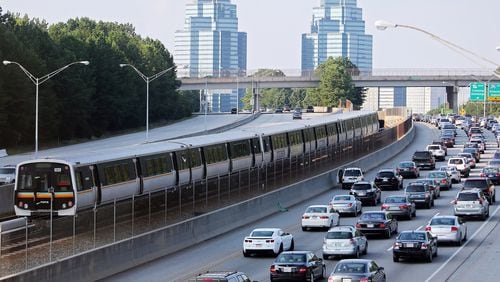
(75, 165, 99, 209)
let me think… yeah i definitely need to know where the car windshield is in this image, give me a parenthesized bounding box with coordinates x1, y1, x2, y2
(250, 231, 274, 237)
(0, 168, 15, 174)
(414, 152, 429, 158)
(352, 184, 371, 190)
(334, 263, 367, 274)
(276, 254, 306, 263)
(385, 197, 406, 203)
(449, 158, 464, 165)
(360, 213, 385, 220)
(494, 152, 500, 159)
(457, 193, 479, 201)
(490, 160, 500, 165)
(306, 206, 327, 213)
(377, 171, 394, 177)
(398, 232, 426, 241)
(430, 218, 455, 226)
(463, 180, 487, 189)
(483, 167, 498, 173)
(458, 154, 471, 158)
(399, 162, 414, 168)
(344, 170, 361, 176)
(326, 231, 353, 239)
(333, 196, 352, 201)
(428, 145, 440, 150)
(406, 185, 425, 192)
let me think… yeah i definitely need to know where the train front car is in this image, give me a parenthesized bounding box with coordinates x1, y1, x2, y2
(15, 160, 77, 216)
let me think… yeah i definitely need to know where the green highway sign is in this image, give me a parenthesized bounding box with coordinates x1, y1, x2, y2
(488, 83, 500, 101)
(470, 82, 485, 101)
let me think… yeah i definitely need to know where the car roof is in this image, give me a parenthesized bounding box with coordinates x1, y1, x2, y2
(328, 225, 356, 232)
(353, 181, 371, 185)
(399, 230, 426, 234)
(335, 259, 372, 264)
(307, 204, 329, 208)
(345, 167, 362, 170)
(251, 228, 281, 232)
(431, 215, 457, 219)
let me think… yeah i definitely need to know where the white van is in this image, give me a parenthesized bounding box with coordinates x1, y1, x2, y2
(447, 157, 470, 177)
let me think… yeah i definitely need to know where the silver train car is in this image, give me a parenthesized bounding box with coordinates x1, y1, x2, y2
(14, 111, 379, 216)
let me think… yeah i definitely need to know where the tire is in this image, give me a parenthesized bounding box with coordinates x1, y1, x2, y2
(302, 226, 307, 231)
(464, 231, 467, 241)
(243, 249, 250, 257)
(394, 224, 398, 235)
(323, 254, 329, 260)
(275, 244, 283, 256)
(353, 208, 358, 217)
(427, 201, 432, 209)
(320, 266, 325, 279)
(385, 229, 391, 239)
(289, 239, 295, 251)
(309, 272, 314, 282)
(362, 242, 368, 255)
(427, 251, 433, 263)
(393, 255, 399, 262)
(407, 212, 412, 220)
(433, 247, 438, 257)
(493, 194, 496, 203)
(412, 209, 417, 217)
(456, 236, 463, 246)
(354, 247, 360, 258)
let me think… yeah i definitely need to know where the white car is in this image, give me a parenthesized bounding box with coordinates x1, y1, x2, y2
(339, 167, 364, 189)
(0, 165, 16, 185)
(425, 215, 467, 246)
(243, 228, 294, 257)
(439, 166, 461, 183)
(448, 157, 470, 177)
(426, 144, 446, 161)
(301, 205, 340, 231)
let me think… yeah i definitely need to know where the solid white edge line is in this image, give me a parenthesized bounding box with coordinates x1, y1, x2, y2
(424, 206, 500, 282)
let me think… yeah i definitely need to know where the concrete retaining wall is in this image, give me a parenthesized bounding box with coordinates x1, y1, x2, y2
(3, 125, 415, 282)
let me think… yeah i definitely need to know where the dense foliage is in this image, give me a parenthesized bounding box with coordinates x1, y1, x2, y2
(0, 8, 192, 150)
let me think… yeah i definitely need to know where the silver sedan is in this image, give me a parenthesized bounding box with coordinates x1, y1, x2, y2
(439, 166, 461, 184)
(329, 195, 363, 217)
(425, 215, 467, 246)
(381, 195, 416, 220)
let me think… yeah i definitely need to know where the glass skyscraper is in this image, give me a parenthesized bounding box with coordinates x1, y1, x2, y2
(175, 0, 247, 112)
(301, 0, 373, 73)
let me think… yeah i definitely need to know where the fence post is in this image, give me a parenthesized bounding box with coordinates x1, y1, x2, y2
(113, 198, 117, 242)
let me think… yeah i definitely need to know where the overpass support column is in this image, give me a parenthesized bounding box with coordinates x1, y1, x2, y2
(445, 85, 458, 113)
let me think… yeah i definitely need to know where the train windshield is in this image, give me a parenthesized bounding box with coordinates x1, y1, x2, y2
(17, 162, 73, 193)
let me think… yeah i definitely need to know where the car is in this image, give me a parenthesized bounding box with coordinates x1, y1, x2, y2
(392, 230, 438, 263)
(414, 178, 441, 199)
(373, 168, 403, 190)
(469, 137, 485, 153)
(230, 107, 237, 114)
(492, 123, 500, 134)
(322, 226, 368, 259)
(301, 205, 340, 231)
(453, 189, 490, 219)
(396, 161, 420, 178)
(404, 183, 434, 209)
(339, 167, 364, 190)
(425, 215, 467, 246)
(412, 150, 436, 170)
(457, 153, 476, 169)
(439, 166, 461, 183)
(438, 118, 451, 129)
(488, 159, 500, 168)
(243, 228, 295, 257)
(283, 105, 291, 112)
(427, 170, 452, 191)
(292, 109, 302, 120)
(275, 107, 283, 113)
(442, 124, 457, 136)
(0, 165, 16, 185)
(468, 126, 482, 137)
(349, 182, 381, 206)
(431, 140, 448, 155)
(461, 178, 496, 203)
(306, 106, 314, 113)
(440, 136, 454, 148)
(189, 271, 253, 282)
(480, 167, 500, 185)
(495, 150, 500, 160)
(270, 251, 325, 282)
(355, 211, 398, 238)
(426, 144, 446, 161)
(448, 156, 471, 176)
(381, 195, 416, 220)
(328, 259, 386, 282)
(329, 195, 363, 217)
(462, 147, 480, 162)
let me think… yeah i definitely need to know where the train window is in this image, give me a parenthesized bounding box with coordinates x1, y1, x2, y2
(271, 133, 287, 149)
(103, 163, 131, 185)
(176, 150, 190, 171)
(230, 140, 250, 158)
(251, 138, 262, 154)
(288, 131, 302, 146)
(315, 126, 327, 139)
(204, 144, 228, 164)
(75, 167, 94, 191)
(144, 154, 174, 177)
(304, 128, 315, 142)
(189, 149, 202, 167)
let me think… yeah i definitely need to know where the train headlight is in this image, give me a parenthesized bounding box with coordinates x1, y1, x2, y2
(68, 201, 73, 207)
(18, 201, 23, 208)
(24, 203, 28, 209)
(62, 203, 67, 209)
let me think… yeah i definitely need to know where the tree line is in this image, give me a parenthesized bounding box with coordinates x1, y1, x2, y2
(0, 8, 196, 150)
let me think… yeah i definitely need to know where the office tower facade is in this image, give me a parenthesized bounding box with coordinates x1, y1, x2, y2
(301, 0, 373, 73)
(175, 0, 247, 112)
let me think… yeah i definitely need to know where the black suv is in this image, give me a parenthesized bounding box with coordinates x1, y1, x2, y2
(374, 168, 403, 190)
(412, 151, 436, 170)
(189, 271, 253, 282)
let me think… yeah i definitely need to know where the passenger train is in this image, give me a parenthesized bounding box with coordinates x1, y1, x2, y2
(14, 111, 379, 216)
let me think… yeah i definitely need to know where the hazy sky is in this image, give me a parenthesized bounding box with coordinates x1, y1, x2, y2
(2, 0, 499, 71)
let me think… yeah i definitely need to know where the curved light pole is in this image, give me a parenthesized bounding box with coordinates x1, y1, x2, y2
(3, 60, 89, 157)
(119, 64, 178, 142)
(375, 20, 499, 68)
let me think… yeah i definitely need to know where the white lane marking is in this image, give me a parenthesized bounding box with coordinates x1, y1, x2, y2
(387, 245, 393, 251)
(425, 206, 500, 282)
(416, 225, 423, 230)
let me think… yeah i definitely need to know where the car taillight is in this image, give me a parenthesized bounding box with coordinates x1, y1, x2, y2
(451, 226, 459, 232)
(245, 239, 252, 243)
(441, 179, 447, 183)
(270, 265, 276, 273)
(480, 173, 486, 177)
(298, 267, 307, 273)
(328, 277, 335, 282)
(266, 239, 274, 243)
(381, 204, 389, 210)
(348, 203, 353, 207)
(360, 278, 370, 282)
(453, 199, 457, 204)
(356, 223, 361, 228)
(496, 173, 500, 177)
(302, 215, 310, 219)
(478, 198, 484, 204)
(421, 243, 428, 249)
(399, 205, 409, 209)
(425, 192, 431, 198)
(320, 216, 329, 219)
(379, 223, 386, 228)
(425, 226, 431, 231)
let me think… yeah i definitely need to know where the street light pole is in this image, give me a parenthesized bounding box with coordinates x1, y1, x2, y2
(119, 64, 179, 142)
(3, 60, 89, 158)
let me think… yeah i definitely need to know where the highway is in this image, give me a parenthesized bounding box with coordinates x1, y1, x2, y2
(103, 122, 500, 282)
